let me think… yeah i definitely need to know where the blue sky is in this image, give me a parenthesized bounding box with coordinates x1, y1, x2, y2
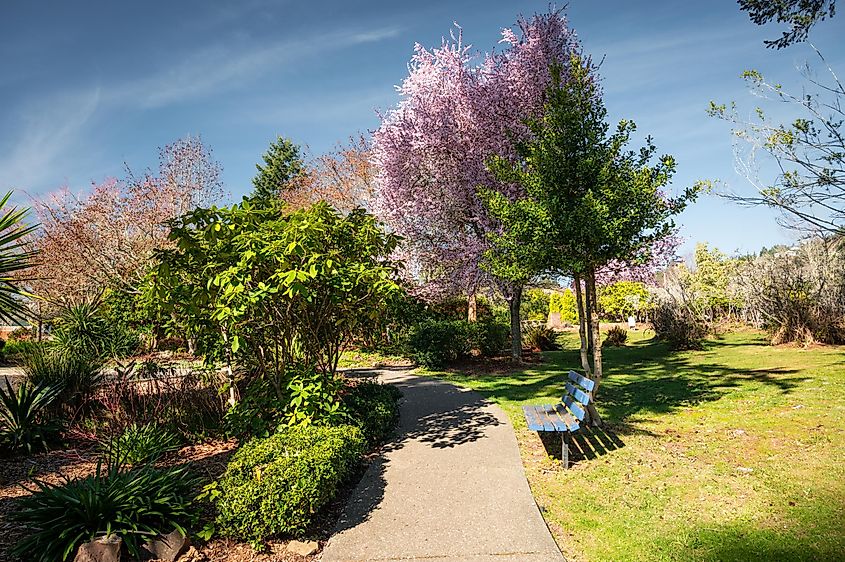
(1, 0, 842, 257)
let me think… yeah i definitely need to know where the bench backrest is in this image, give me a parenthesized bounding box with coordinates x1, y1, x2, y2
(561, 370, 595, 423)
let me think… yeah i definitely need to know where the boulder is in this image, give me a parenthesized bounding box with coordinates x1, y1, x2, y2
(74, 535, 122, 562)
(142, 529, 190, 561)
(286, 539, 319, 556)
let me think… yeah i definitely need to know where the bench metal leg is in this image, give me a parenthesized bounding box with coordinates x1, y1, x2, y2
(562, 432, 570, 469)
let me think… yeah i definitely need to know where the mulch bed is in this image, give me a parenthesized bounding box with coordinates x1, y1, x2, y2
(0, 438, 336, 562)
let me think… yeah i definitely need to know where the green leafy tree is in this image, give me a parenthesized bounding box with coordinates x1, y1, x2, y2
(548, 289, 578, 324)
(597, 281, 651, 322)
(679, 243, 743, 319)
(482, 58, 698, 413)
(252, 136, 306, 202)
(149, 199, 402, 407)
(739, 0, 836, 49)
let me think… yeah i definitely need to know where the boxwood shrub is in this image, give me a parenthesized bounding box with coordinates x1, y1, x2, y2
(344, 381, 401, 445)
(215, 424, 364, 541)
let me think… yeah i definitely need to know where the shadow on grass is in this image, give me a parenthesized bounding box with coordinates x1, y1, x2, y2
(449, 335, 813, 436)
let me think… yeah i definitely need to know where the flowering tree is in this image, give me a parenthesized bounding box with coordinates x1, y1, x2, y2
(372, 11, 583, 330)
(26, 136, 224, 305)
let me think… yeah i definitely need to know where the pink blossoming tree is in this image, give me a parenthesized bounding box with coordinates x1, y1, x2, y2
(372, 11, 583, 324)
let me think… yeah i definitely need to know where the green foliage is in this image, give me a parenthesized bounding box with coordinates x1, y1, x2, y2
(407, 319, 511, 367)
(21, 346, 103, 412)
(344, 381, 401, 445)
(0, 191, 37, 324)
(482, 58, 697, 282)
(252, 136, 306, 202)
(523, 324, 558, 351)
(520, 288, 551, 322)
(11, 461, 198, 562)
(104, 422, 181, 465)
(224, 379, 283, 439)
(51, 301, 139, 359)
(467, 320, 510, 357)
(215, 424, 364, 541)
(548, 289, 578, 324)
(679, 243, 743, 319)
(604, 325, 628, 347)
(598, 281, 651, 321)
(283, 365, 345, 427)
(0, 379, 61, 453)
(150, 199, 402, 391)
(407, 319, 470, 368)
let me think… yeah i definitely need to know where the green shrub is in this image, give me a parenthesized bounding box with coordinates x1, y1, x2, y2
(1, 338, 40, 363)
(0, 379, 62, 453)
(467, 320, 510, 357)
(344, 382, 401, 444)
(11, 461, 198, 562)
(104, 422, 180, 465)
(215, 424, 364, 541)
(604, 325, 628, 347)
(407, 319, 470, 368)
(283, 365, 345, 427)
(51, 302, 139, 359)
(523, 324, 558, 351)
(21, 346, 103, 412)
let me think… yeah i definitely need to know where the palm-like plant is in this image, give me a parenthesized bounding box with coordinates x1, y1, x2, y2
(0, 191, 37, 323)
(0, 377, 62, 453)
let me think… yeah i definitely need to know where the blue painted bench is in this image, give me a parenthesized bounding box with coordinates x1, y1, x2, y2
(522, 370, 595, 468)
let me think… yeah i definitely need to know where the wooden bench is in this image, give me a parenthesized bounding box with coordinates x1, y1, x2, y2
(522, 370, 595, 468)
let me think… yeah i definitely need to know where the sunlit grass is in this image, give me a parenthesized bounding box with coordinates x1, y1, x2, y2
(431, 329, 845, 561)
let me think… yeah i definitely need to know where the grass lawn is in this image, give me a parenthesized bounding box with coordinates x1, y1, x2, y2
(430, 329, 845, 562)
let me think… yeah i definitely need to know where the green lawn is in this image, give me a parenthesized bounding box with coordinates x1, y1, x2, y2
(430, 329, 845, 562)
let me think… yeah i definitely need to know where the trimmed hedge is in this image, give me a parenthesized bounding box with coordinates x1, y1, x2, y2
(216, 424, 364, 541)
(407, 319, 509, 368)
(345, 382, 401, 445)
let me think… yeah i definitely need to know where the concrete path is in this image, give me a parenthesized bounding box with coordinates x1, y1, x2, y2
(321, 368, 564, 562)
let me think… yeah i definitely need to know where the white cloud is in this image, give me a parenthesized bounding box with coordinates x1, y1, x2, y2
(107, 25, 402, 109)
(0, 88, 102, 194)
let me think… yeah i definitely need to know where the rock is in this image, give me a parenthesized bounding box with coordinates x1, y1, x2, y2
(286, 539, 319, 556)
(74, 534, 122, 562)
(143, 529, 190, 561)
(177, 546, 206, 562)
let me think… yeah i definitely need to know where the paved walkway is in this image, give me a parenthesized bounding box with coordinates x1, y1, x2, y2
(321, 368, 564, 562)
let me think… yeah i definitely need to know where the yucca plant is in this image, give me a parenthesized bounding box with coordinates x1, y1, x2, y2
(11, 457, 198, 562)
(103, 422, 181, 465)
(0, 377, 62, 453)
(0, 191, 37, 324)
(21, 346, 103, 413)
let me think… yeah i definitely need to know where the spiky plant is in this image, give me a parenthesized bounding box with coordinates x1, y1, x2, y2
(0, 377, 61, 453)
(0, 191, 37, 323)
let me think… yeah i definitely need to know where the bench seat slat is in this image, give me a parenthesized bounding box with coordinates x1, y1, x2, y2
(549, 404, 580, 432)
(568, 370, 596, 392)
(538, 404, 571, 432)
(523, 405, 555, 432)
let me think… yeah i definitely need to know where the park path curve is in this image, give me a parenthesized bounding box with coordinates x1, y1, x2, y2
(321, 368, 564, 562)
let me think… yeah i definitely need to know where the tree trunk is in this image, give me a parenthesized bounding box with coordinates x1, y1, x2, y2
(585, 267, 603, 426)
(573, 273, 592, 376)
(508, 286, 523, 362)
(467, 291, 477, 322)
